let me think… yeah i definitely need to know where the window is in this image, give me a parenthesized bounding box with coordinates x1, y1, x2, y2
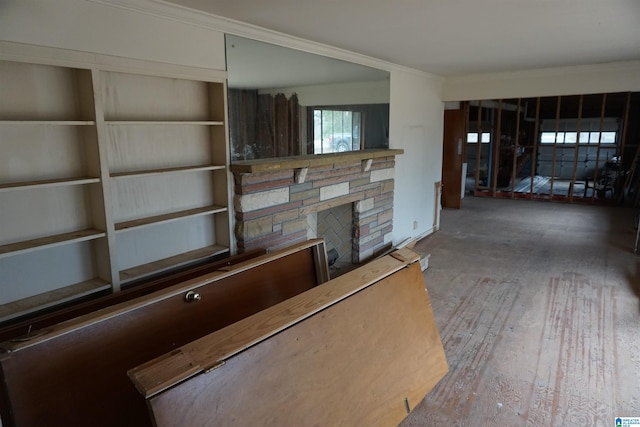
(467, 132, 490, 143)
(313, 108, 362, 154)
(540, 131, 617, 144)
(540, 118, 618, 145)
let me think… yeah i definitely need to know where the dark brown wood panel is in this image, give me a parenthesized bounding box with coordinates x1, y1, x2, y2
(442, 109, 466, 208)
(0, 241, 325, 427)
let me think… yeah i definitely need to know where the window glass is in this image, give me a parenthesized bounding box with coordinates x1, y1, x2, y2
(313, 109, 362, 154)
(467, 132, 490, 143)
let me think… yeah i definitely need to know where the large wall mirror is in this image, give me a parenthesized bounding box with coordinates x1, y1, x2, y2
(225, 35, 390, 161)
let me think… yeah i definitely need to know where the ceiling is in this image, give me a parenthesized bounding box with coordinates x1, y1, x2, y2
(163, 0, 640, 77)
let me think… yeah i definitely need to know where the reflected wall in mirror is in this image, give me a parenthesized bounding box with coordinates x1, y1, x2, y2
(225, 35, 390, 161)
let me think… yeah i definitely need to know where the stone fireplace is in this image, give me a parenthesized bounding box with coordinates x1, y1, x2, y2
(230, 149, 403, 266)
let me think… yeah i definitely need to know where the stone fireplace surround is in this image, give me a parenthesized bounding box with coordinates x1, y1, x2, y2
(230, 149, 403, 263)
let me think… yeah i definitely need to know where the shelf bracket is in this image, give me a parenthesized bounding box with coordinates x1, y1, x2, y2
(294, 167, 309, 184)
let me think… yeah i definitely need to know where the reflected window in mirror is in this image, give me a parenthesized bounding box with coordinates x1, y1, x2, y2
(308, 104, 389, 155)
(312, 108, 362, 154)
(225, 34, 390, 161)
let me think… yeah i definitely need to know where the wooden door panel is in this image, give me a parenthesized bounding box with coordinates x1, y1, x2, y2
(442, 109, 466, 208)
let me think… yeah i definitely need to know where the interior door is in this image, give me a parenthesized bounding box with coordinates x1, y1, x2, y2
(442, 108, 466, 208)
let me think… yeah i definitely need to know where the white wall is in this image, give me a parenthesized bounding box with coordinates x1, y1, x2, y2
(390, 69, 444, 245)
(443, 61, 640, 101)
(0, 0, 226, 70)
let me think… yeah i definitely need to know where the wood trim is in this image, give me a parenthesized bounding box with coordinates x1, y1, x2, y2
(230, 149, 404, 173)
(0, 229, 105, 259)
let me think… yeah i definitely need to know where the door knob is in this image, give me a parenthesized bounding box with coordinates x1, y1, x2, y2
(185, 291, 201, 303)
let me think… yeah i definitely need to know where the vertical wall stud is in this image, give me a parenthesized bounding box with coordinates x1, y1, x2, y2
(510, 99, 522, 197)
(617, 92, 632, 203)
(569, 95, 584, 202)
(590, 93, 607, 203)
(474, 101, 483, 194)
(549, 96, 562, 199)
(491, 100, 503, 196)
(529, 98, 541, 199)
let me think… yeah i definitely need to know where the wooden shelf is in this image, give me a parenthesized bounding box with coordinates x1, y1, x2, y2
(104, 121, 224, 126)
(0, 278, 110, 324)
(119, 244, 229, 283)
(115, 205, 227, 232)
(110, 164, 226, 180)
(0, 177, 101, 193)
(0, 120, 95, 126)
(0, 58, 232, 316)
(0, 229, 106, 259)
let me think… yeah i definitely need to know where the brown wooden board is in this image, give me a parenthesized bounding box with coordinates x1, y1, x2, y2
(0, 240, 326, 427)
(137, 251, 448, 427)
(442, 109, 465, 208)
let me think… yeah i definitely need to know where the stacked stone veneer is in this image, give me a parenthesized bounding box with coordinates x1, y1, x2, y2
(233, 156, 397, 263)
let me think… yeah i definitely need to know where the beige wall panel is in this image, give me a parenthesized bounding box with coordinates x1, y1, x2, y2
(106, 125, 213, 173)
(102, 72, 213, 121)
(0, 126, 89, 182)
(0, 186, 94, 244)
(0, 61, 92, 120)
(109, 173, 215, 222)
(0, 241, 99, 304)
(115, 215, 216, 270)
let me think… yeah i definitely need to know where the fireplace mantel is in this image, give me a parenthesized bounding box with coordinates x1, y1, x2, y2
(230, 149, 404, 174)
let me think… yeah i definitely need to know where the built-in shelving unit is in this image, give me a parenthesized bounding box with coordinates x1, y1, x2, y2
(100, 70, 230, 284)
(0, 50, 232, 321)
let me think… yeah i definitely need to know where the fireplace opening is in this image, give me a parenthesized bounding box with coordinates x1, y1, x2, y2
(308, 203, 358, 278)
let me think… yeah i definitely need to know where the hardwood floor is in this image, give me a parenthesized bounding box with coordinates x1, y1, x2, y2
(402, 196, 640, 426)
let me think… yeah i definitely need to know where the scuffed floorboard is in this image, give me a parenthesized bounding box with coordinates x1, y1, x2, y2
(403, 196, 640, 427)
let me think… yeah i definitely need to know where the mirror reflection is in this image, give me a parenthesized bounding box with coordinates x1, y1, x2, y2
(225, 35, 390, 161)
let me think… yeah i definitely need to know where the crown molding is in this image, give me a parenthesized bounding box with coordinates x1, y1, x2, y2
(86, 0, 437, 78)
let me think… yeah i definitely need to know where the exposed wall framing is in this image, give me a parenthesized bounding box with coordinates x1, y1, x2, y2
(465, 92, 640, 205)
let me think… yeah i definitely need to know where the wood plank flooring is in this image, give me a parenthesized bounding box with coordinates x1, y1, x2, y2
(402, 196, 640, 426)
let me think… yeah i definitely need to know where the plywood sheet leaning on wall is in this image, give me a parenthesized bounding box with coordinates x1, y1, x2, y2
(129, 248, 448, 426)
